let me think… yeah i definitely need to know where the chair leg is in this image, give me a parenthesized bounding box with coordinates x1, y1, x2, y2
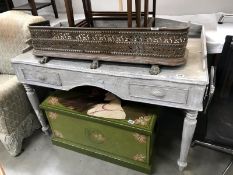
(51, 0, 58, 18)
(82, 0, 93, 27)
(135, 0, 141, 27)
(64, 0, 75, 27)
(4, 0, 14, 10)
(144, 0, 149, 27)
(127, 0, 132, 28)
(28, 0, 38, 16)
(222, 157, 233, 175)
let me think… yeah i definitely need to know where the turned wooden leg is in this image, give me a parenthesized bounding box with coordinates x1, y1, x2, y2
(23, 84, 49, 135)
(177, 110, 198, 171)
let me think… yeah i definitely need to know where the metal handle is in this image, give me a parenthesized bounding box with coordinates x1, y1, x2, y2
(151, 89, 165, 98)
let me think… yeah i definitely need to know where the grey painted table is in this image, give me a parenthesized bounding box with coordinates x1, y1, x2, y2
(12, 37, 208, 171)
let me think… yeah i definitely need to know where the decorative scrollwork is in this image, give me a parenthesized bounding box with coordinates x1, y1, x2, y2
(30, 27, 188, 59)
(133, 153, 146, 162)
(86, 129, 106, 144)
(133, 133, 147, 144)
(134, 116, 151, 127)
(47, 112, 58, 120)
(47, 96, 59, 105)
(53, 130, 64, 138)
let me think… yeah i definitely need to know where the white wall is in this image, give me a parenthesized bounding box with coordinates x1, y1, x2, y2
(14, 0, 233, 15)
(157, 0, 233, 15)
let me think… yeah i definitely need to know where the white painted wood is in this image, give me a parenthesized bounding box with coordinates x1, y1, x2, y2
(128, 83, 189, 104)
(22, 68, 62, 86)
(12, 38, 208, 85)
(177, 110, 198, 171)
(23, 84, 50, 135)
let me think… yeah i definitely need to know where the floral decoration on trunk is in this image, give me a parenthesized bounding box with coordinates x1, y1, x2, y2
(133, 133, 147, 144)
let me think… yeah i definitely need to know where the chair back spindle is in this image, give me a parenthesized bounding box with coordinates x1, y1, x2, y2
(65, 0, 156, 28)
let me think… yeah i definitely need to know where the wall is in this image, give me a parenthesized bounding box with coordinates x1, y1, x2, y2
(13, 0, 233, 15)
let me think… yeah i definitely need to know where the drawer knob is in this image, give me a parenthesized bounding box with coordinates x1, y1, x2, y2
(151, 89, 165, 98)
(37, 74, 46, 81)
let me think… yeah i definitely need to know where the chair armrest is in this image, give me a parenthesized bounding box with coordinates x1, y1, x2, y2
(204, 66, 216, 113)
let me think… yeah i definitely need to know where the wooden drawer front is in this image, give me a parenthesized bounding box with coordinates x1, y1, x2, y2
(129, 84, 188, 104)
(22, 68, 62, 86)
(46, 111, 151, 164)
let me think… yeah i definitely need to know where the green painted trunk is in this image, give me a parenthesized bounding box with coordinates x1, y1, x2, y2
(40, 88, 158, 174)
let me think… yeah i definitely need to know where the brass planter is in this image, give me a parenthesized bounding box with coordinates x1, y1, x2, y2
(29, 18, 189, 74)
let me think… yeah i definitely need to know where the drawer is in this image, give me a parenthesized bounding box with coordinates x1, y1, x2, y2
(129, 83, 188, 104)
(21, 68, 62, 86)
(47, 111, 150, 164)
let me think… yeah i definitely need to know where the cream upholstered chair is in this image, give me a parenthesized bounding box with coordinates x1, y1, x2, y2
(0, 11, 45, 156)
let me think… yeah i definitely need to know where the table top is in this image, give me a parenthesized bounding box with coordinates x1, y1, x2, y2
(160, 13, 233, 54)
(206, 22, 233, 54)
(12, 38, 208, 86)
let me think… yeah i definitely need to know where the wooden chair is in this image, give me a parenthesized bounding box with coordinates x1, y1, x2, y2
(4, 0, 58, 18)
(64, 0, 156, 27)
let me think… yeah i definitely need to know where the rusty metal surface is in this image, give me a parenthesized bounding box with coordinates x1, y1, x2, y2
(29, 18, 189, 66)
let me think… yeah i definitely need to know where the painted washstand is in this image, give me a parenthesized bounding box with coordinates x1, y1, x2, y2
(25, 0, 202, 173)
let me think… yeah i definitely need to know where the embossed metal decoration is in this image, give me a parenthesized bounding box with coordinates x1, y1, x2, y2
(29, 0, 189, 75)
(30, 24, 189, 67)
